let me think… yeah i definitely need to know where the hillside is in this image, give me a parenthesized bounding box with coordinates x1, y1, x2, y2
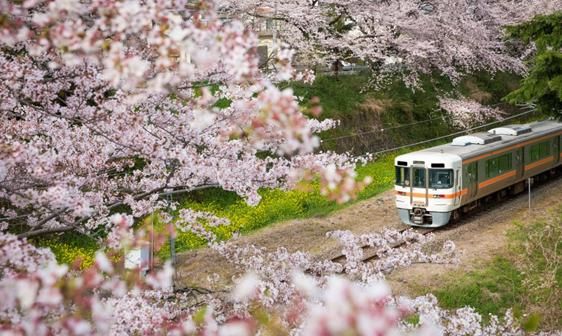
(289, 71, 523, 154)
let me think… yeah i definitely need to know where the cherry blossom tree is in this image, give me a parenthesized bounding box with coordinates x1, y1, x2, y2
(0, 0, 367, 239)
(216, 0, 562, 86)
(438, 97, 507, 129)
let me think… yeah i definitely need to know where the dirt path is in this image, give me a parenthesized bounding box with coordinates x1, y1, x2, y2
(174, 176, 562, 293)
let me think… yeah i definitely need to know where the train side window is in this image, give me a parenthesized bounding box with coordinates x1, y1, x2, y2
(540, 142, 550, 157)
(486, 159, 498, 178)
(499, 153, 512, 172)
(467, 162, 477, 180)
(529, 141, 551, 162)
(530, 144, 540, 162)
(486, 153, 513, 178)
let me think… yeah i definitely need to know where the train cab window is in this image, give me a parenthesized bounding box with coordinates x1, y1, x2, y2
(413, 168, 426, 188)
(429, 169, 453, 189)
(395, 166, 410, 186)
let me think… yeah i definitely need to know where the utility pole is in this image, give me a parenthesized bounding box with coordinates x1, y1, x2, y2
(168, 191, 176, 267)
(165, 158, 178, 291)
(150, 214, 154, 272)
(527, 177, 533, 213)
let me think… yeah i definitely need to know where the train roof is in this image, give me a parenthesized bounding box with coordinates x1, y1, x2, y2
(413, 120, 562, 161)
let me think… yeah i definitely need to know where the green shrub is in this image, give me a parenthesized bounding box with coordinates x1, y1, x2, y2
(432, 257, 524, 319)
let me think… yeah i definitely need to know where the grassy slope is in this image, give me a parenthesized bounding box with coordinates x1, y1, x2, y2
(423, 209, 562, 331)
(433, 257, 524, 317)
(289, 71, 522, 154)
(288, 73, 453, 153)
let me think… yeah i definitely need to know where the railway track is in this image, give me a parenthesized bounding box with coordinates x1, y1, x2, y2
(328, 227, 436, 267)
(324, 168, 562, 272)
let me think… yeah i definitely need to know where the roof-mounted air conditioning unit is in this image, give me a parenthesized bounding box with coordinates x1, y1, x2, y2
(488, 125, 532, 136)
(452, 133, 502, 146)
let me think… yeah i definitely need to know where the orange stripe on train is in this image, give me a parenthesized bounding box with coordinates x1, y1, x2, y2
(478, 170, 516, 189)
(524, 156, 554, 171)
(464, 132, 562, 164)
(397, 153, 561, 199)
(396, 189, 468, 199)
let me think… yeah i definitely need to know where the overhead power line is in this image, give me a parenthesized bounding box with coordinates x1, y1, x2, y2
(320, 102, 514, 143)
(321, 116, 445, 142)
(366, 108, 537, 157)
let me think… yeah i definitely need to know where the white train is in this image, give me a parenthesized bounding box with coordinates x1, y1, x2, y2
(395, 121, 562, 227)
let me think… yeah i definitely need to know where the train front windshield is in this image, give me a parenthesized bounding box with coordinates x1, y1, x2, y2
(395, 167, 426, 187)
(429, 169, 453, 189)
(396, 167, 453, 189)
(395, 166, 410, 186)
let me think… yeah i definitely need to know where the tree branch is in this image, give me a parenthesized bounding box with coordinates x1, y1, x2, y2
(16, 183, 221, 239)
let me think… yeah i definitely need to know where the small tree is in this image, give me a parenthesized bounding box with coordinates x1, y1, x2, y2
(505, 12, 562, 118)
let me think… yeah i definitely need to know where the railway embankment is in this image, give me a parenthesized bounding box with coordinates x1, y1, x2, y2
(175, 174, 562, 290)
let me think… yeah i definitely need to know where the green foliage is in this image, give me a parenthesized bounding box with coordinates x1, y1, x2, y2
(426, 208, 562, 330)
(505, 12, 562, 117)
(432, 257, 524, 319)
(507, 12, 562, 50)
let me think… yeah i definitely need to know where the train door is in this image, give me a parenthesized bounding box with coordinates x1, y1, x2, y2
(516, 148, 524, 178)
(410, 164, 428, 207)
(466, 162, 478, 199)
(454, 169, 461, 206)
